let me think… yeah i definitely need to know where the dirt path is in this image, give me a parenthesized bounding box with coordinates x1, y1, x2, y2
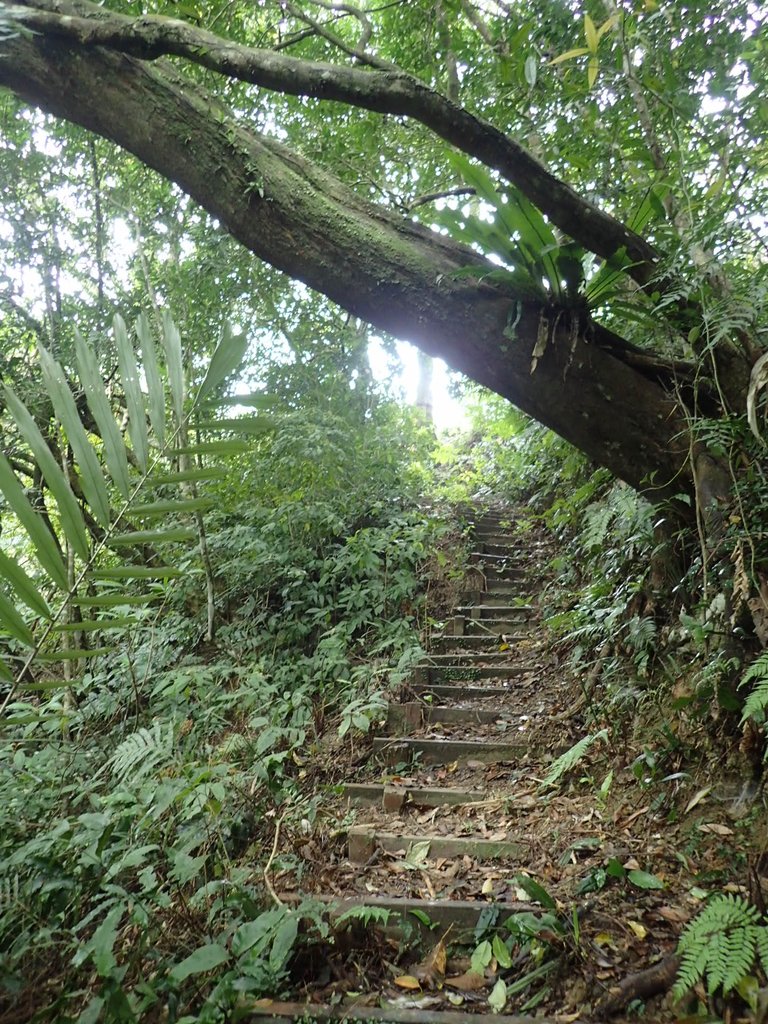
(251, 507, 742, 1023)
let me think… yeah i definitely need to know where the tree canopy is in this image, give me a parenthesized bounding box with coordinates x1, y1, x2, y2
(2, 0, 765, 503)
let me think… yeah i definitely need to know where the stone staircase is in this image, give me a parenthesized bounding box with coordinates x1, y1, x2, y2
(256, 508, 563, 1023)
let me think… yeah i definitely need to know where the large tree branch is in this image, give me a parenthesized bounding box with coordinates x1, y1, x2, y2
(4, 0, 660, 285)
(0, 26, 694, 501)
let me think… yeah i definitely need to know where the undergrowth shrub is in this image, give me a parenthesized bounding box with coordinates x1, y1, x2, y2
(0, 397, 447, 1021)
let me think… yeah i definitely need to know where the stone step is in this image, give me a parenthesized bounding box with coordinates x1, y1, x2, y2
(341, 783, 485, 808)
(473, 533, 520, 545)
(459, 591, 528, 606)
(372, 736, 526, 766)
(413, 664, 529, 682)
(429, 633, 527, 651)
(428, 665, 531, 681)
(387, 702, 507, 732)
(348, 825, 526, 864)
(470, 551, 526, 567)
(425, 652, 524, 665)
(411, 682, 517, 700)
(444, 615, 533, 636)
(455, 604, 533, 619)
(281, 892, 543, 938)
(248, 1000, 547, 1024)
(461, 618, 535, 636)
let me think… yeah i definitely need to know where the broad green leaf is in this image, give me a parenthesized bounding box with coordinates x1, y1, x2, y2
(0, 453, 68, 590)
(514, 874, 557, 909)
(232, 909, 286, 957)
(93, 566, 184, 579)
(524, 54, 537, 87)
(488, 978, 507, 1013)
(584, 14, 598, 52)
(113, 314, 149, 471)
(4, 386, 90, 561)
(18, 675, 82, 694)
(627, 869, 664, 890)
(217, 392, 276, 409)
(161, 311, 185, 426)
(169, 440, 249, 456)
(147, 468, 226, 485)
(0, 589, 34, 645)
(470, 939, 493, 974)
(75, 329, 131, 500)
(492, 934, 512, 968)
(195, 323, 249, 406)
(270, 914, 299, 971)
(72, 594, 158, 608)
(0, 658, 15, 682)
(0, 549, 51, 619)
(549, 46, 590, 65)
(135, 313, 166, 447)
(86, 904, 126, 977)
(130, 498, 213, 516)
(38, 345, 112, 528)
(597, 15, 619, 41)
(109, 528, 197, 546)
(587, 54, 600, 88)
(37, 647, 112, 661)
(53, 617, 137, 631)
(169, 943, 229, 983)
(196, 417, 275, 435)
(19, 678, 79, 691)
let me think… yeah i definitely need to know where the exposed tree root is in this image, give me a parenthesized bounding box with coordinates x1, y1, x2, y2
(595, 954, 680, 1016)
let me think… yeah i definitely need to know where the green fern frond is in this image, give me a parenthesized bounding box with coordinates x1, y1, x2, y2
(674, 895, 765, 998)
(581, 502, 614, 552)
(109, 723, 175, 782)
(0, 313, 249, 712)
(539, 729, 608, 790)
(739, 653, 768, 724)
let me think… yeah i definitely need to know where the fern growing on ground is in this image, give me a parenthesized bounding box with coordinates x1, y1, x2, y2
(740, 652, 768, 726)
(674, 894, 768, 999)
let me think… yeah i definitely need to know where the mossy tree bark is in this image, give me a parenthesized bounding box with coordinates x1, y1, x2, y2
(0, 5, 750, 508)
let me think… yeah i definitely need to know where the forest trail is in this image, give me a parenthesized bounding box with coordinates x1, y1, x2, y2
(251, 507, 713, 1023)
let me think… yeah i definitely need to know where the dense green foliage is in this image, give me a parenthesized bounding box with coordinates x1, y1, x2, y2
(0, 363, 444, 1020)
(1, 0, 768, 1017)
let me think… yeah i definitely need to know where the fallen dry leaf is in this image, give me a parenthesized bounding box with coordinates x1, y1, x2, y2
(684, 786, 711, 813)
(411, 927, 450, 988)
(394, 975, 421, 990)
(698, 822, 734, 836)
(656, 905, 688, 925)
(627, 920, 647, 940)
(445, 970, 487, 992)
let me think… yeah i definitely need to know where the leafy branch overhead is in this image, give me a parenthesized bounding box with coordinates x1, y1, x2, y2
(0, 312, 259, 707)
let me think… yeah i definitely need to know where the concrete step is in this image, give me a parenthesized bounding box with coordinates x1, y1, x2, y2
(387, 702, 509, 733)
(411, 682, 517, 700)
(248, 1003, 547, 1024)
(285, 893, 542, 935)
(372, 736, 526, 766)
(461, 618, 535, 636)
(348, 825, 526, 864)
(459, 591, 528, 606)
(429, 633, 527, 651)
(470, 550, 526, 566)
(341, 782, 485, 808)
(428, 665, 531, 681)
(456, 598, 536, 614)
(425, 652, 525, 665)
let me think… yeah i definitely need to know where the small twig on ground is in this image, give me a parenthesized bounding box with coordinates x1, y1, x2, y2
(264, 810, 287, 907)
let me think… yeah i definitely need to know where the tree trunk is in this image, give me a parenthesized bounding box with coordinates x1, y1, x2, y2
(415, 352, 434, 424)
(0, 28, 722, 503)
